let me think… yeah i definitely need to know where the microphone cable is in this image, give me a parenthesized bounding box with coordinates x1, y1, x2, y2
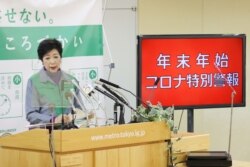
(177, 109, 184, 132)
(49, 111, 57, 167)
(49, 131, 57, 167)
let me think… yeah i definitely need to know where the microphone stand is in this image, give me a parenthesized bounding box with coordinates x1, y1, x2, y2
(118, 104, 125, 124)
(61, 109, 64, 130)
(95, 86, 126, 124)
(48, 105, 56, 167)
(95, 83, 148, 123)
(113, 103, 118, 124)
(65, 92, 79, 129)
(214, 62, 236, 154)
(70, 108, 79, 129)
(114, 102, 125, 124)
(99, 78, 160, 123)
(70, 89, 89, 124)
(228, 90, 236, 154)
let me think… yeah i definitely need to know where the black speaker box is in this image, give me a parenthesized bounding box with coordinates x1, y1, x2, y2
(186, 151, 232, 167)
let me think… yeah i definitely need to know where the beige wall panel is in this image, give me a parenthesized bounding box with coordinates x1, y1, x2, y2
(200, 0, 250, 161)
(203, 0, 250, 33)
(138, 0, 250, 162)
(138, 0, 203, 34)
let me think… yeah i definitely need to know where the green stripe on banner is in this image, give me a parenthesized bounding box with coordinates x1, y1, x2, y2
(0, 25, 103, 60)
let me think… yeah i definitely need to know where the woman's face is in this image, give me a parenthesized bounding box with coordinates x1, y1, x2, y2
(42, 49, 62, 73)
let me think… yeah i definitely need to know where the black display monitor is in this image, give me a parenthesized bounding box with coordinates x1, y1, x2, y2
(137, 34, 246, 109)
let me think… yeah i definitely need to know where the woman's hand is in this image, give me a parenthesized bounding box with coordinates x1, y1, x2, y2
(54, 114, 72, 123)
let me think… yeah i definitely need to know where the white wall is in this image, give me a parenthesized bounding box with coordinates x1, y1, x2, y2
(102, 0, 138, 122)
(103, 0, 250, 161)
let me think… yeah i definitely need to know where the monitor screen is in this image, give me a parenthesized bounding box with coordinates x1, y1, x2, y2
(137, 34, 246, 109)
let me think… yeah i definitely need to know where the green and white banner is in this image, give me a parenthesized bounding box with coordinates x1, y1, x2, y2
(0, 0, 103, 135)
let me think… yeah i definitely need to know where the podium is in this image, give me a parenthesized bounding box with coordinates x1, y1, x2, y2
(0, 122, 170, 167)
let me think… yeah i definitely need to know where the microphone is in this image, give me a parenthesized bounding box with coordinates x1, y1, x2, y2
(100, 78, 120, 88)
(95, 80, 129, 105)
(96, 80, 139, 122)
(102, 84, 128, 105)
(85, 84, 95, 96)
(71, 79, 93, 104)
(69, 89, 87, 111)
(84, 84, 105, 108)
(94, 85, 119, 103)
(96, 80, 149, 123)
(98, 79, 151, 109)
(71, 79, 99, 110)
(65, 92, 76, 111)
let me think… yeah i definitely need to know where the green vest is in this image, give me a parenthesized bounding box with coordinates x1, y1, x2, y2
(30, 71, 75, 116)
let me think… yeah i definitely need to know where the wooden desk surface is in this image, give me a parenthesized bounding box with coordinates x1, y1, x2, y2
(233, 160, 250, 167)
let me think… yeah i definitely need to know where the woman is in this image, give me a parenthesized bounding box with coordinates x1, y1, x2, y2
(25, 38, 83, 127)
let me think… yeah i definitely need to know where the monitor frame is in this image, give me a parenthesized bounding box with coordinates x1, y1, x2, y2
(137, 34, 246, 109)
